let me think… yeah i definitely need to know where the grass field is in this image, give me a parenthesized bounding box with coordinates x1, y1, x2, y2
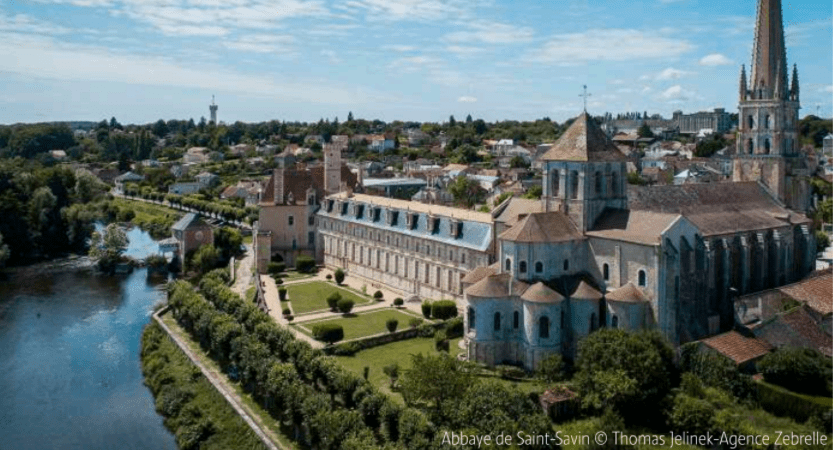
(113, 198, 181, 239)
(285, 281, 371, 314)
(298, 308, 421, 340)
(279, 271, 316, 282)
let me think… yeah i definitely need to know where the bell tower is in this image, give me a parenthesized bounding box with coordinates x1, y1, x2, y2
(324, 143, 342, 195)
(733, 0, 808, 211)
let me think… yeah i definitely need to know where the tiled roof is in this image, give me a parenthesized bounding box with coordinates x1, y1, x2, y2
(753, 306, 833, 357)
(493, 198, 544, 226)
(606, 282, 648, 303)
(571, 280, 603, 300)
(541, 113, 629, 162)
(777, 269, 832, 316)
(466, 273, 529, 298)
(498, 212, 583, 243)
(461, 265, 497, 284)
(586, 209, 682, 246)
(327, 192, 492, 223)
(172, 213, 209, 232)
(628, 182, 811, 236)
(701, 331, 772, 364)
(521, 282, 565, 303)
(261, 165, 357, 204)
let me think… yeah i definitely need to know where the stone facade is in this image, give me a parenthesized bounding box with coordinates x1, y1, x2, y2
(171, 213, 214, 264)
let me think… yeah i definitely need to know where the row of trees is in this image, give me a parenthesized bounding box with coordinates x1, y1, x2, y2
(120, 185, 255, 224)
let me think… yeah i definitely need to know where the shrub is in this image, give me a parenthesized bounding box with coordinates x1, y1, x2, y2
(312, 323, 344, 344)
(295, 255, 316, 273)
(421, 301, 432, 319)
(275, 278, 283, 285)
(330, 341, 361, 356)
(757, 347, 832, 396)
(373, 290, 384, 300)
(363, 367, 370, 380)
(431, 300, 458, 320)
(326, 274, 332, 281)
(408, 318, 423, 328)
(386, 319, 398, 333)
(278, 288, 287, 301)
(267, 261, 285, 275)
(538, 354, 565, 384)
(417, 324, 435, 338)
(434, 330, 448, 352)
(337, 298, 355, 314)
(334, 268, 345, 284)
(327, 292, 342, 311)
(445, 316, 464, 337)
(497, 364, 526, 380)
(282, 307, 291, 316)
(670, 394, 714, 435)
(393, 298, 404, 307)
(383, 363, 399, 388)
(286, 315, 294, 322)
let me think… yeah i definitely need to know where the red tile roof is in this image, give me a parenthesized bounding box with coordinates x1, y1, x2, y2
(777, 269, 832, 316)
(541, 113, 628, 162)
(701, 331, 772, 364)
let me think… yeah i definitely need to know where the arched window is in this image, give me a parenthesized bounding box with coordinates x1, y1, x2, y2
(539, 316, 550, 338)
(765, 114, 770, 129)
(494, 312, 501, 331)
(505, 258, 511, 271)
(638, 270, 647, 287)
(570, 170, 579, 199)
(535, 262, 543, 273)
(764, 139, 771, 154)
(747, 115, 754, 129)
(563, 259, 569, 271)
(513, 311, 519, 329)
(603, 263, 610, 281)
(519, 261, 527, 273)
(590, 313, 597, 332)
(468, 307, 476, 331)
(747, 139, 754, 154)
(595, 171, 603, 194)
(551, 170, 560, 197)
(612, 315, 619, 328)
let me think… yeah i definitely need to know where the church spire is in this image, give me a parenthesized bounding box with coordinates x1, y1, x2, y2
(790, 64, 799, 101)
(749, 0, 788, 100)
(739, 64, 747, 102)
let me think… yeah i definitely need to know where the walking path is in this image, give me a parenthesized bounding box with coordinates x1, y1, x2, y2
(153, 308, 286, 450)
(230, 243, 254, 299)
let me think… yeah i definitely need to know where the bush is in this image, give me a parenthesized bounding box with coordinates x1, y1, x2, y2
(408, 318, 424, 328)
(670, 394, 714, 435)
(538, 354, 565, 384)
(434, 330, 448, 352)
(326, 274, 332, 281)
(337, 298, 355, 314)
(445, 316, 464, 337)
(383, 363, 399, 388)
(373, 290, 384, 300)
(327, 292, 342, 311)
(497, 364, 526, 380)
(334, 268, 345, 284)
(278, 287, 287, 301)
(286, 315, 293, 322)
(275, 278, 283, 285)
(417, 324, 435, 338)
(312, 323, 344, 344)
(386, 319, 398, 333)
(330, 341, 362, 356)
(267, 261, 285, 275)
(757, 347, 832, 396)
(431, 300, 458, 320)
(421, 301, 432, 319)
(282, 307, 291, 316)
(393, 298, 404, 307)
(295, 255, 316, 273)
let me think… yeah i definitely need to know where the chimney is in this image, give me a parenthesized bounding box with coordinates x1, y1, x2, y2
(272, 168, 284, 204)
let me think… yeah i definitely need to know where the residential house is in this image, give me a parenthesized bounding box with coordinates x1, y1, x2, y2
(369, 133, 396, 152)
(183, 147, 210, 164)
(114, 171, 144, 194)
(195, 171, 220, 188)
(168, 182, 202, 195)
(171, 213, 214, 264)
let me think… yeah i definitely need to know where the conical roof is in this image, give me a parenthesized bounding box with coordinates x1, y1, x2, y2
(541, 112, 627, 162)
(571, 280, 603, 300)
(498, 212, 582, 243)
(466, 273, 528, 299)
(606, 282, 648, 303)
(521, 282, 565, 304)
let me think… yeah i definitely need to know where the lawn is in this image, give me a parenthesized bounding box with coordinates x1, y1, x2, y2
(285, 281, 371, 314)
(298, 308, 422, 341)
(279, 271, 316, 282)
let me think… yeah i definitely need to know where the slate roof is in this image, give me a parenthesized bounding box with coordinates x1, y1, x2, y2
(628, 181, 811, 236)
(541, 113, 629, 162)
(701, 331, 773, 364)
(498, 212, 583, 243)
(752, 306, 833, 357)
(521, 282, 565, 303)
(261, 165, 357, 204)
(172, 213, 209, 232)
(606, 282, 649, 303)
(571, 280, 603, 300)
(587, 209, 682, 246)
(466, 273, 529, 298)
(777, 269, 832, 316)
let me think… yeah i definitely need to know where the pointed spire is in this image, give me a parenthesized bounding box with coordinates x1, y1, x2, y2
(749, 0, 788, 100)
(790, 64, 799, 101)
(739, 64, 748, 102)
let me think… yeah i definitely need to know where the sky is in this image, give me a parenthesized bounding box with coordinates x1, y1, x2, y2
(0, 0, 830, 125)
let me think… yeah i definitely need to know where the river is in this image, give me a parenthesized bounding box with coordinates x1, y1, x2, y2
(0, 226, 177, 450)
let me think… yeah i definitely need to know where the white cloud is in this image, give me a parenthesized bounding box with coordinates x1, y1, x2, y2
(445, 22, 533, 45)
(0, 12, 75, 35)
(446, 45, 484, 56)
(641, 86, 652, 94)
(699, 53, 732, 66)
(528, 29, 693, 64)
(222, 34, 295, 53)
(823, 85, 833, 93)
(383, 44, 415, 52)
(339, 0, 466, 21)
(659, 84, 696, 101)
(321, 49, 341, 64)
(655, 67, 691, 80)
(457, 96, 477, 103)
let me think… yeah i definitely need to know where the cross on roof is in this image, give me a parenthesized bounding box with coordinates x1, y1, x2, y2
(579, 85, 591, 112)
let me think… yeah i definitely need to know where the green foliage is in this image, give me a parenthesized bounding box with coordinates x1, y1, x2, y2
(334, 268, 345, 284)
(386, 319, 398, 333)
(189, 244, 221, 275)
(670, 393, 715, 435)
(89, 223, 129, 270)
(393, 297, 404, 307)
(798, 115, 832, 147)
(295, 255, 316, 273)
(509, 155, 530, 169)
(627, 171, 648, 185)
(756, 379, 833, 426)
(430, 300, 458, 320)
(537, 353, 565, 384)
(312, 323, 345, 344)
(522, 184, 543, 199)
(373, 290, 384, 300)
(326, 292, 342, 310)
(337, 298, 355, 314)
(213, 227, 242, 262)
(679, 343, 756, 400)
(695, 135, 727, 157)
(0, 232, 8, 268)
(444, 316, 464, 337)
(434, 330, 448, 352)
(282, 307, 291, 315)
(815, 229, 830, 253)
(493, 192, 513, 207)
(575, 329, 675, 423)
(448, 175, 486, 208)
(421, 301, 432, 318)
(408, 317, 423, 328)
(383, 363, 399, 388)
(400, 353, 472, 419)
(7, 123, 76, 158)
(278, 287, 287, 301)
(757, 347, 832, 396)
(637, 123, 654, 138)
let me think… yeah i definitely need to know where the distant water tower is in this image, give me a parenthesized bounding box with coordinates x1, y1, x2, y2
(209, 95, 218, 125)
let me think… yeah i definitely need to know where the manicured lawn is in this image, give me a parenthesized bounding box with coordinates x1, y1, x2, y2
(279, 271, 316, 282)
(299, 309, 421, 340)
(285, 281, 371, 314)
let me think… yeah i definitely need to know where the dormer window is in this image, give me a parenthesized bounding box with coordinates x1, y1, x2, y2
(449, 219, 461, 237)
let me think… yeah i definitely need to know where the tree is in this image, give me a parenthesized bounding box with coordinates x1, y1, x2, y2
(523, 184, 542, 199)
(334, 268, 345, 284)
(537, 354, 565, 384)
(757, 347, 832, 396)
(89, 223, 129, 270)
(465, 114, 472, 124)
(337, 298, 354, 314)
(383, 363, 399, 388)
(400, 353, 472, 420)
(0, 231, 9, 269)
(448, 175, 486, 208)
(449, 115, 456, 126)
(386, 319, 398, 333)
(509, 155, 530, 169)
(214, 227, 243, 261)
(327, 292, 342, 311)
(190, 244, 220, 274)
(347, 111, 354, 122)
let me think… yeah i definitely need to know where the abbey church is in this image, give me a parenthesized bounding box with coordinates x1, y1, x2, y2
(258, 0, 817, 370)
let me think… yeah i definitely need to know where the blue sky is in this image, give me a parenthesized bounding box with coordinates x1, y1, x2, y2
(0, 0, 830, 125)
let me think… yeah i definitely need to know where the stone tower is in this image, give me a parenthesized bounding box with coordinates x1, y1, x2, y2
(209, 95, 218, 125)
(323, 143, 341, 195)
(733, 0, 809, 211)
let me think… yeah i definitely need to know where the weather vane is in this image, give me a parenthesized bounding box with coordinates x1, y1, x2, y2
(579, 85, 591, 112)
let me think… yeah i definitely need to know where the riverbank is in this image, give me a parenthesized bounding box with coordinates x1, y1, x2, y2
(141, 320, 268, 450)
